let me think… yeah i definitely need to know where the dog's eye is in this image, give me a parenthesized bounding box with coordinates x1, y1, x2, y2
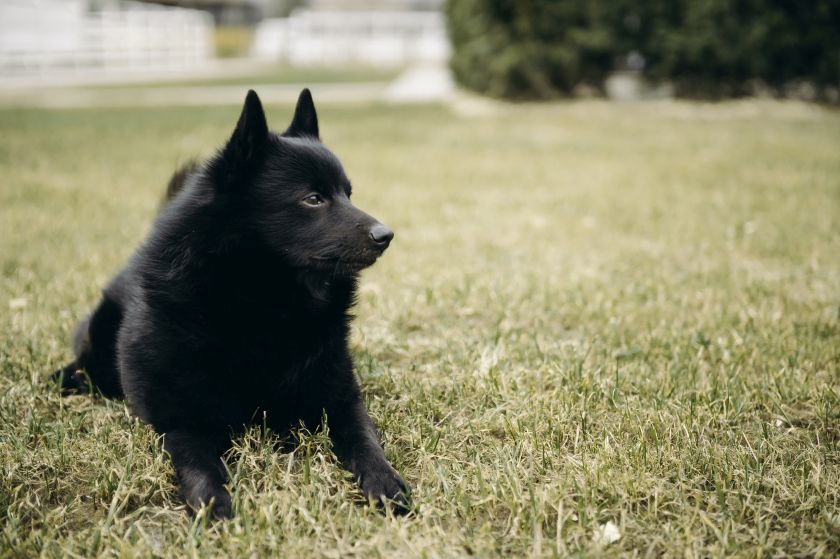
(302, 194, 325, 207)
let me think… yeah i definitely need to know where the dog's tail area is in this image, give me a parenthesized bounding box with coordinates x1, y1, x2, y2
(160, 159, 201, 211)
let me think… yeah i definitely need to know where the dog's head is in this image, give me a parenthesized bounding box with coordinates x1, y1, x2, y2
(213, 89, 393, 278)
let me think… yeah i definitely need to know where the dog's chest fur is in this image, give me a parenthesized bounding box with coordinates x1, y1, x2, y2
(137, 254, 354, 428)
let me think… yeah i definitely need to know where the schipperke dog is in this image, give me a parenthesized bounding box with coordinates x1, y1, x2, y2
(52, 89, 408, 519)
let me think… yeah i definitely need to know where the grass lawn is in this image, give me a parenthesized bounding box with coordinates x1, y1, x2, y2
(1, 98, 838, 557)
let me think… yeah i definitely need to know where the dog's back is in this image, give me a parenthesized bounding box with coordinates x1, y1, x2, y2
(161, 159, 200, 209)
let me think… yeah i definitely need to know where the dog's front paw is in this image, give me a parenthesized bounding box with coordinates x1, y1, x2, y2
(183, 482, 233, 520)
(207, 490, 233, 520)
(359, 462, 410, 514)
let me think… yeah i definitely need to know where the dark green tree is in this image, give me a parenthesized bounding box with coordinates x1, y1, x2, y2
(445, 0, 840, 100)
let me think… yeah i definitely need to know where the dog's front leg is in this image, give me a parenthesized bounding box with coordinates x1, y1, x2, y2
(326, 390, 410, 513)
(163, 428, 233, 519)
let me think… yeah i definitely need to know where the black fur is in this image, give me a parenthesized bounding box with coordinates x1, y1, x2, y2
(161, 158, 200, 208)
(52, 89, 407, 519)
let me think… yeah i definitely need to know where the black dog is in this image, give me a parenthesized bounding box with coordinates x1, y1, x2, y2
(52, 89, 408, 519)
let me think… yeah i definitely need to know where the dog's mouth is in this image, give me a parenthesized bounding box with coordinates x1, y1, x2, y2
(309, 253, 381, 276)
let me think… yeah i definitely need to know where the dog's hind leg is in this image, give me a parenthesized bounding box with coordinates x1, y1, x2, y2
(52, 296, 125, 398)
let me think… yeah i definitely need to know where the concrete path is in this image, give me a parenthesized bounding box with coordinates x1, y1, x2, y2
(0, 82, 390, 108)
(382, 63, 455, 103)
(0, 60, 455, 108)
(0, 58, 272, 91)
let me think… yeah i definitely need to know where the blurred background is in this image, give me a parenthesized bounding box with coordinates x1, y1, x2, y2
(1, 0, 838, 105)
(0, 0, 451, 105)
(2, 3, 840, 556)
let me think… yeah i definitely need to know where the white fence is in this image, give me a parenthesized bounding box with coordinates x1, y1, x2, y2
(0, 0, 213, 76)
(253, 10, 450, 66)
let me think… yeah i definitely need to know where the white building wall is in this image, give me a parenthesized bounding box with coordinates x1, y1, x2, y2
(0, 0, 213, 75)
(253, 10, 450, 66)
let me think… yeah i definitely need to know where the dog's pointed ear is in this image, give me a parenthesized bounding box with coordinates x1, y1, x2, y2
(223, 90, 269, 166)
(283, 88, 319, 139)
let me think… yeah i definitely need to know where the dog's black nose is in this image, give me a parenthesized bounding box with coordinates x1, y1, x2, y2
(369, 224, 394, 248)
